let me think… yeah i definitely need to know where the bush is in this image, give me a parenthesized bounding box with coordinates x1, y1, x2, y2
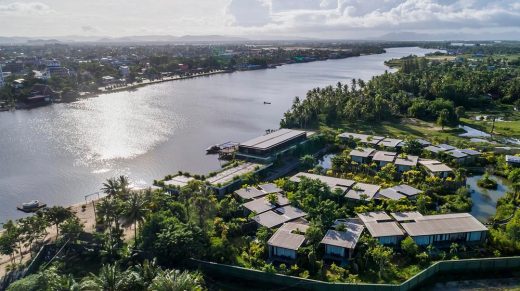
(477, 174, 498, 189)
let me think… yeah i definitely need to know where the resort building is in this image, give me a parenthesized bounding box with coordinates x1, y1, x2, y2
(242, 193, 290, 214)
(290, 172, 355, 194)
(163, 175, 195, 194)
(357, 212, 404, 245)
(339, 132, 384, 146)
(424, 145, 448, 155)
(394, 155, 419, 172)
(321, 219, 365, 261)
(252, 205, 307, 228)
(268, 222, 309, 261)
(419, 159, 453, 178)
(415, 139, 432, 147)
(390, 211, 425, 223)
(506, 155, 520, 167)
(372, 151, 397, 168)
(236, 129, 310, 163)
(378, 138, 403, 150)
(345, 183, 380, 201)
(234, 183, 282, 200)
(400, 213, 488, 246)
(445, 149, 481, 164)
(206, 162, 268, 195)
(376, 184, 422, 200)
(349, 148, 375, 164)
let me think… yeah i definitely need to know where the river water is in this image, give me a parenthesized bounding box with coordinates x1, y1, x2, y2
(0, 47, 438, 222)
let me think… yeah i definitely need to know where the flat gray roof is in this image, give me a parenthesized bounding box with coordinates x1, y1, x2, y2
(460, 148, 481, 156)
(357, 211, 392, 223)
(437, 144, 457, 151)
(207, 162, 261, 185)
(419, 159, 453, 173)
(377, 188, 406, 200)
(321, 222, 364, 249)
(506, 155, 520, 163)
(446, 150, 468, 158)
(242, 193, 289, 214)
(424, 145, 446, 154)
(253, 205, 307, 228)
(365, 221, 405, 237)
(392, 184, 422, 196)
(390, 211, 424, 222)
(416, 139, 432, 146)
(259, 183, 282, 194)
(240, 129, 306, 150)
(395, 155, 418, 166)
(268, 222, 309, 250)
(235, 187, 266, 200)
(401, 213, 487, 237)
(164, 175, 195, 188)
(349, 147, 375, 158)
(339, 132, 384, 144)
(372, 151, 397, 162)
(379, 138, 403, 148)
(346, 183, 380, 200)
(290, 172, 355, 193)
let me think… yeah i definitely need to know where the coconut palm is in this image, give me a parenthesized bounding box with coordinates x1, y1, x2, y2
(80, 264, 140, 291)
(123, 191, 149, 244)
(149, 269, 204, 291)
(101, 178, 120, 197)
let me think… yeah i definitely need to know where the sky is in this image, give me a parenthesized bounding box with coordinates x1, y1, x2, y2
(0, 0, 519, 39)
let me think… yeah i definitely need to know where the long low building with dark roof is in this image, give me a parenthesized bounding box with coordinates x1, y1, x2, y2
(236, 129, 310, 163)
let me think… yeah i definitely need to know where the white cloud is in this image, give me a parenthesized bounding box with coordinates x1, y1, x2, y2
(0, 1, 53, 14)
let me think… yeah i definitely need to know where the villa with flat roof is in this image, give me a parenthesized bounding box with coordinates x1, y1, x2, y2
(268, 222, 309, 261)
(345, 183, 380, 201)
(419, 159, 453, 178)
(394, 155, 419, 172)
(321, 219, 365, 261)
(236, 129, 309, 163)
(234, 183, 283, 200)
(252, 205, 307, 228)
(400, 213, 488, 246)
(242, 193, 290, 214)
(376, 184, 422, 200)
(349, 148, 376, 164)
(290, 172, 355, 194)
(357, 212, 404, 245)
(372, 151, 397, 168)
(379, 138, 403, 150)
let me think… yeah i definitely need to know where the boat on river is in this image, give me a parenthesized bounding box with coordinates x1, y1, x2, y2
(17, 200, 47, 213)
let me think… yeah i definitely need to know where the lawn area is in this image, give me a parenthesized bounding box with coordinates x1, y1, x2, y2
(461, 117, 520, 138)
(331, 118, 468, 144)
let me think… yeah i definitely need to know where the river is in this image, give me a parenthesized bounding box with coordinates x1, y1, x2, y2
(0, 47, 438, 223)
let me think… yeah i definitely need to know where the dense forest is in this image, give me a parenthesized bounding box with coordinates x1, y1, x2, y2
(280, 55, 520, 129)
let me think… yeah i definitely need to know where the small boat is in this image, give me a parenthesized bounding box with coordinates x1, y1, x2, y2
(17, 200, 47, 213)
(263, 101, 271, 105)
(206, 144, 220, 154)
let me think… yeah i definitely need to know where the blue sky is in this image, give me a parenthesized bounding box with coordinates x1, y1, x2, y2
(0, 0, 519, 39)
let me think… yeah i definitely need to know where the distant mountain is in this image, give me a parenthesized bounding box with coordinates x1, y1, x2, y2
(376, 31, 520, 41)
(0, 35, 250, 44)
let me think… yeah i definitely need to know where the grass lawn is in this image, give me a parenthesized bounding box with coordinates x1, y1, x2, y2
(461, 117, 520, 138)
(329, 118, 469, 144)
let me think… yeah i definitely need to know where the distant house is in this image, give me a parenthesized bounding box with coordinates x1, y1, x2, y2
(268, 222, 309, 261)
(345, 183, 380, 201)
(506, 155, 520, 167)
(321, 219, 365, 261)
(445, 150, 469, 164)
(349, 148, 375, 164)
(372, 151, 397, 168)
(437, 144, 457, 151)
(163, 175, 195, 194)
(253, 205, 307, 228)
(394, 154, 419, 172)
(376, 184, 422, 200)
(357, 212, 405, 245)
(415, 139, 432, 147)
(424, 145, 447, 155)
(419, 159, 453, 178)
(400, 213, 488, 246)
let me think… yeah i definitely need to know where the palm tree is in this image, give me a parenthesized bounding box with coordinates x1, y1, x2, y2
(81, 264, 136, 291)
(123, 192, 148, 244)
(118, 175, 130, 196)
(149, 269, 204, 291)
(101, 178, 120, 197)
